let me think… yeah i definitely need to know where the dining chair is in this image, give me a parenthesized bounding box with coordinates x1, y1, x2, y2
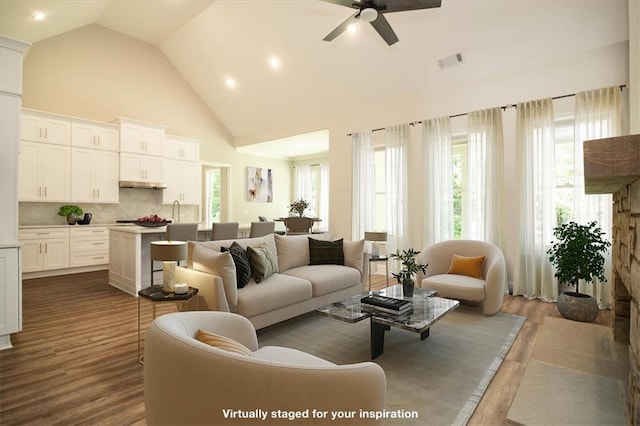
(283, 217, 314, 235)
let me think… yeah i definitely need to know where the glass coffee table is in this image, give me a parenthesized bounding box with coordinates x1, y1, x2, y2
(317, 284, 459, 359)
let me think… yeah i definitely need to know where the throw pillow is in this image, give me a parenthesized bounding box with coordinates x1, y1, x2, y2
(196, 329, 255, 357)
(308, 237, 344, 265)
(246, 243, 278, 283)
(221, 242, 252, 288)
(343, 239, 365, 274)
(191, 244, 238, 289)
(447, 254, 485, 279)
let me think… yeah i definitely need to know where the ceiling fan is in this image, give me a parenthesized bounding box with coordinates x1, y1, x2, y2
(322, 0, 442, 46)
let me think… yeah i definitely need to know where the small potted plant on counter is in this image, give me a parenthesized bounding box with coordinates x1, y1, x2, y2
(390, 248, 428, 297)
(58, 205, 83, 225)
(547, 220, 611, 322)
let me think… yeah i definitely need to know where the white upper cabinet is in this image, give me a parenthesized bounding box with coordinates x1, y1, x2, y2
(71, 121, 119, 151)
(71, 148, 119, 203)
(120, 153, 164, 183)
(163, 159, 200, 205)
(115, 118, 166, 156)
(164, 134, 200, 162)
(21, 112, 71, 146)
(18, 141, 70, 202)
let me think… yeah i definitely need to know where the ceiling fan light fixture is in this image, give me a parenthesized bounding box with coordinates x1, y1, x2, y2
(360, 8, 378, 23)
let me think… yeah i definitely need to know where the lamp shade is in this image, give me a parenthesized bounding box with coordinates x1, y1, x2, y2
(364, 231, 387, 242)
(150, 240, 187, 262)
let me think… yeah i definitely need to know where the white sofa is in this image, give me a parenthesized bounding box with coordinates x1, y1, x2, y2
(175, 233, 365, 329)
(415, 239, 507, 315)
(144, 311, 386, 425)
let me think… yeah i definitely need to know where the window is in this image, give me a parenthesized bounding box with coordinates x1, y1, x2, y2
(203, 165, 230, 226)
(554, 118, 574, 226)
(451, 136, 467, 239)
(373, 149, 386, 232)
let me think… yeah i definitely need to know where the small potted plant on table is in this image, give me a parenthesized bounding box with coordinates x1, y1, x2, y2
(288, 199, 310, 217)
(390, 248, 428, 297)
(547, 220, 611, 322)
(58, 205, 83, 225)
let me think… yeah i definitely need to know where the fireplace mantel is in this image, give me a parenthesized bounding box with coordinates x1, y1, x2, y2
(583, 134, 640, 194)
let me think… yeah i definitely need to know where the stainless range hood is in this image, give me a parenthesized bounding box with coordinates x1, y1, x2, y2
(119, 180, 167, 189)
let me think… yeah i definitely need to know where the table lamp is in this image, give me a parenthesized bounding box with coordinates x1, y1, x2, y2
(364, 231, 387, 257)
(150, 240, 187, 292)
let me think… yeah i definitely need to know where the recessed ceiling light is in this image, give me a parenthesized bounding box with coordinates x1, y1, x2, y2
(225, 77, 236, 89)
(347, 24, 357, 34)
(269, 56, 281, 70)
(33, 11, 46, 21)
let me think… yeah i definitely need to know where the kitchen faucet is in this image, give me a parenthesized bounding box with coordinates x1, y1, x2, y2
(172, 200, 180, 223)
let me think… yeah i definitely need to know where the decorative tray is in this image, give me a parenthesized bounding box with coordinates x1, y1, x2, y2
(134, 221, 169, 227)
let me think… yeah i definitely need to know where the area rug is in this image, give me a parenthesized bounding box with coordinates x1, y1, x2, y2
(507, 317, 629, 425)
(257, 306, 525, 426)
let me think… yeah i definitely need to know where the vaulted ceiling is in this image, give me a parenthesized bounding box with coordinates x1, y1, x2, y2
(0, 0, 630, 151)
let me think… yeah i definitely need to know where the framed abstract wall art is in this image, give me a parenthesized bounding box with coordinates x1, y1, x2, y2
(247, 167, 273, 202)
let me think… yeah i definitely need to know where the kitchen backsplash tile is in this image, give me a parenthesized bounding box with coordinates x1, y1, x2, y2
(19, 189, 198, 225)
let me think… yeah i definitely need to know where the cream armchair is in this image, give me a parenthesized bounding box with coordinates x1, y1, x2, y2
(415, 240, 507, 315)
(144, 311, 387, 426)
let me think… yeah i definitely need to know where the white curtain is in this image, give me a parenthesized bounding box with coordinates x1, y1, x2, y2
(466, 108, 505, 247)
(352, 131, 375, 240)
(385, 124, 409, 253)
(294, 165, 314, 216)
(422, 117, 453, 246)
(514, 98, 557, 301)
(573, 87, 621, 308)
(318, 163, 329, 231)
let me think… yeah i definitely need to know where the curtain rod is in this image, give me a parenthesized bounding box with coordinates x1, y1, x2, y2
(346, 84, 627, 137)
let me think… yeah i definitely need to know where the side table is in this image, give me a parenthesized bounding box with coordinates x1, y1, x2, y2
(137, 285, 199, 364)
(367, 254, 390, 290)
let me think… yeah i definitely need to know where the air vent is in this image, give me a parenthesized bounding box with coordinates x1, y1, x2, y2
(438, 53, 464, 70)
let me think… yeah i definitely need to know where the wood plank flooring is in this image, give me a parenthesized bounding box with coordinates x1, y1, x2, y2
(0, 271, 612, 425)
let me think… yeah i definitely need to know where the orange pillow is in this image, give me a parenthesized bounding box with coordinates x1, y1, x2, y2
(447, 254, 485, 279)
(196, 329, 255, 357)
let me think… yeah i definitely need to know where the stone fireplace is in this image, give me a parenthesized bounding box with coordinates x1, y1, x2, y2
(584, 134, 639, 425)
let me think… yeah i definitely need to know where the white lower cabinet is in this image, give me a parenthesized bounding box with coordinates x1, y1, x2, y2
(0, 247, 21, 350)
(19, 228, 70, 273)
(109, 230, 138, 294)
(70, 227, 109, 267)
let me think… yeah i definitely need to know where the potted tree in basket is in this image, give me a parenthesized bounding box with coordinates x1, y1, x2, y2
(390, 248, 428, 297)
(58, 205, 83, 225)
(547, 220, 611, 322)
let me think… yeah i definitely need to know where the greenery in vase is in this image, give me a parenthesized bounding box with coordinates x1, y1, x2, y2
(547, 221, 611, 295)
(390, 248, 428, 283)
(288, 199, 310, 217)
(57, 205, 83, 217)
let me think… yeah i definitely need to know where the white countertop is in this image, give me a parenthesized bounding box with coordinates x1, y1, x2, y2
(19, 223, 123, 229)
(107, 223, 213, 234)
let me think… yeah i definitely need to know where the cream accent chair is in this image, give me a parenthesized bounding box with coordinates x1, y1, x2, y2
(144, 311, 386, 426)
(415, 240, 506, 315)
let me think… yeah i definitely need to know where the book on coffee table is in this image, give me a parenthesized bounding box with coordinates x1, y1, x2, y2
(361, 294, 412, 315)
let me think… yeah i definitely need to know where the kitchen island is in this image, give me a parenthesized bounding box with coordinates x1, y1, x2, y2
(108, 223, 249, 296)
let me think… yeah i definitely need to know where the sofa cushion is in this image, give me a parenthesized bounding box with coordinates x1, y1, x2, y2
(236, 274, 312, 317)
(343, 239, 365, 275)
(190, 243, 237, 291)
(448, 254, 485, 279)
(221, 242, 252, 288)
(253, 346, 335, 366)
(188, 234, 278, 265)
(309, 237, 344, 265)
(196, 329, 255, 357)
(275, 233, 330, 271)
(247, 243, 278, 283)
(283, 265, 361, 297)
(421, 273, 485, 301)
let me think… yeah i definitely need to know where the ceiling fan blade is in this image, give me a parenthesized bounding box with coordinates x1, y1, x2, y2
(379, 0, 442, 13)
(323, 11, 360, 42)
(323, 0, 361, 9)
(370, 14, 399, 45)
